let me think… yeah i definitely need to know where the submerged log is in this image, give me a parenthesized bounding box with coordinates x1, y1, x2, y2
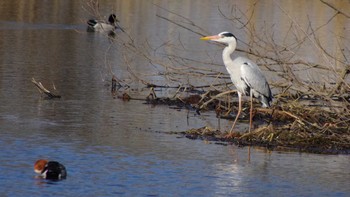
(31, 78, 61, 99)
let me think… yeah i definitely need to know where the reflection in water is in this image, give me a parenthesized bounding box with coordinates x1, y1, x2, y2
(0, 0, 350, 196)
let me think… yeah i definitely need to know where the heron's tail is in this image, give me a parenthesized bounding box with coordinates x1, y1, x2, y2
(87, 19, 97, 27)
(87, 20, 98, 32)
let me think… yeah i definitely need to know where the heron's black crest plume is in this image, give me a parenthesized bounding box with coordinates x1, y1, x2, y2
(220, 32, 236, 40)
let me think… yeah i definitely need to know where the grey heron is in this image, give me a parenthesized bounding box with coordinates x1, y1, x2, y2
(200, 32, 272, 135)
(87, 14, 124, 34)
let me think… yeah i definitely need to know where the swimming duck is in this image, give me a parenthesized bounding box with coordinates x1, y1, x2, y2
(34, 159, 67, 180)
(87, 14, 123, 34)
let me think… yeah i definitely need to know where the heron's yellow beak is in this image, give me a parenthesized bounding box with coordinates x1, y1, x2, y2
(200, 35, 221, 40)
(200, 36, 211, 40)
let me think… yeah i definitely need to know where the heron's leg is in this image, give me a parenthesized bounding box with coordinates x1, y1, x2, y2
(249, 91, 253, 133)
(229, 92, 242, 133)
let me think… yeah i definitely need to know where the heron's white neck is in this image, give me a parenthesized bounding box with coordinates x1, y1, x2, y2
(222, 41, 237, 66)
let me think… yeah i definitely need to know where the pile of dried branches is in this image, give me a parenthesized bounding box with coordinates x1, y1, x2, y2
(240, 101, 350, 153)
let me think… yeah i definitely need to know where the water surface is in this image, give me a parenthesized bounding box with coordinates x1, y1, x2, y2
(0, 0, 349, 196)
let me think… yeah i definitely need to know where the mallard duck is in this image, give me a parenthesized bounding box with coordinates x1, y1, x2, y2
(87, 14, 123, 34)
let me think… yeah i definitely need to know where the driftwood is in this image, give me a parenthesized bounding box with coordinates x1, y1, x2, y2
(31, 78, 61, 99)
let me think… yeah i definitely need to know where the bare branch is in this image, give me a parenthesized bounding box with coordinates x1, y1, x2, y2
(319, 0, 350, 18)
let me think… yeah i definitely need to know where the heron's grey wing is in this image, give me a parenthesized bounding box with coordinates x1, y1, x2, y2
(240, 60, 272, 99)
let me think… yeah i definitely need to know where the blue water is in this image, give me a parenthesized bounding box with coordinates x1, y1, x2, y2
(0, 0, 350, 196)
(1, 125, 350, 196)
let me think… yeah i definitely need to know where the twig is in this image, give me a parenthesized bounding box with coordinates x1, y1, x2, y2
(199, 90, 237, 109)
(156, 14, 205, 36)
(31, 78, 61, 99)
(319, 0, 350, 18)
